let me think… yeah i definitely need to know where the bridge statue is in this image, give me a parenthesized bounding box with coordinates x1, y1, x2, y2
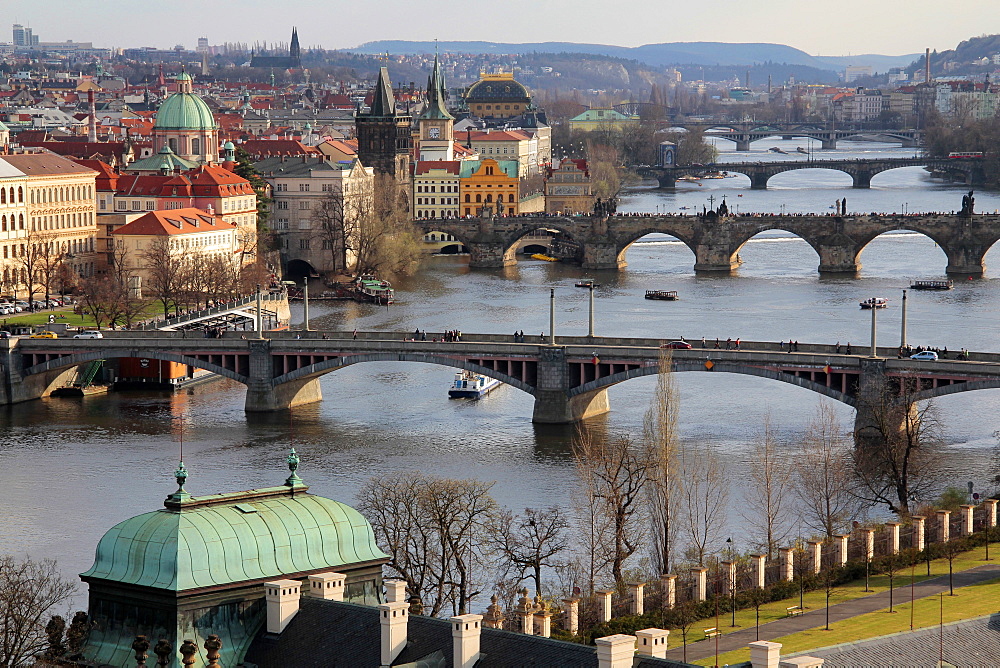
(961, 191, 975, 217)
(592, 196, 618, 217)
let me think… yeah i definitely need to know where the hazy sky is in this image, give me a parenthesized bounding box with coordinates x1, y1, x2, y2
(13, 0, 999, 57)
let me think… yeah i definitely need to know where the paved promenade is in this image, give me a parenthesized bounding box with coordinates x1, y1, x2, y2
(664, 562, 1000, 662)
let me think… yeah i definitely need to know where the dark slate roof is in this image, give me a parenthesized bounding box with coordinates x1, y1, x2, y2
(241, 598, 696, 668)
(368, 67, 396, 118)
(794, 613, 1000, 667)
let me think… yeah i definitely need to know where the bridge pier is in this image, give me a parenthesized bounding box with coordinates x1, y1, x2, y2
(582, 242, 626, 270)
(531, 346, 610, 423)
(750, 173, 770, 189)
(694, 244, 741, 272)
(817, 244, 860, 273)
(735, 139, 752, 152)
(853, 358, 916, 445)
(469, 242, 517, 269)
(655, 174, 677, 189)
(851, 171, 873, 188)
(944, 242, 986, 276)
(244, 340, 323, 412)
(821, 139, 837, 150)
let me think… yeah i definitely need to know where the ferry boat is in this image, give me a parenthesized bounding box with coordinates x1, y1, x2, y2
(575, 279, 599, 288)
(353, 275, 394, 305)
(645, 290, 679, 301)
(860, 297, 888, 309)
(448, 371, 501, 399)
(769, 147, 789, 154)
(910, 279, 953, 291)
(797, 147, 809, 154)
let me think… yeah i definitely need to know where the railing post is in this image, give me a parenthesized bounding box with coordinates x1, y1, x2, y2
(692, 567, 708, 601)
(751, 554, 766, 589)
(961, 505, 974, 536)
(937, 510, 952, 543)
(779, 547, 793, 582)
(807, 541, 822, 574)
(836, 534, 850, 566)
(886, 522, 900, 554)
(912, 516, 926, 551)
(660, 574, 676, 609)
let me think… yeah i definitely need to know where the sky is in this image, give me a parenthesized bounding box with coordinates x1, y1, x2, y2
(13, 0, 1000, 57)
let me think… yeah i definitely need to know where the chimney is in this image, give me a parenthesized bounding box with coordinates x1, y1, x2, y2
(450, 614, 482, 668)
(750, 640, 782, 668)
(308, 572, 345, 600)
(384, 579, 407, 603)
(778, 658, 825, 668)
(595, 634, 635, 668)
(925, 47, 931, 84)
(635, 628, 669, 659)
(264, 579, 301, 634)
(379, 601, 409, 667)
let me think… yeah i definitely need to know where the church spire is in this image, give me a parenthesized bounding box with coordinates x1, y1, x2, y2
(369, 66, 396, 117)
(420, 54, 453, 121)
(290, 27, 300, 61)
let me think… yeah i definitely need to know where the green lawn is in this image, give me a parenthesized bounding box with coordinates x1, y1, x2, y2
(3, 309, 97, 328)
(668, 543, 1000, 652)
(697, 575, 1000, 666)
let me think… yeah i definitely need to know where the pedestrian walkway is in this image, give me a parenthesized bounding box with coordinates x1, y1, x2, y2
(664, 562, 1000, 662)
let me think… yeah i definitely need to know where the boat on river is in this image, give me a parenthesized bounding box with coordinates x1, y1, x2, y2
(448, 371, 501, 399)
(769, 147, 789, 154)
(645, 290, 679, 301)
(353, 275, 394, 304)
(910, 279, 953, 290)
(797, 147, 809, 154)
(531, 253, 559, 262)
(860, 297, 888, 309)
(575, 279, 599, 288)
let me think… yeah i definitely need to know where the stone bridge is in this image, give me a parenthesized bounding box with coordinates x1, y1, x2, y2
(676, 121, 923, 151)
(6, 332, 1000, 430)
(637, 156, 984, 190)
(416, 212, 1000, 275)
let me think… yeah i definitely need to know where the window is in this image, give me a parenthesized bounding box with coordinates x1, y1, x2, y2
(276, 201, 289, 210)
(299, 239, 310, 250)
(131, 201, 141, 211)
(299, 183, 310, 192)
(298, 201, 310, 210)
(276, 183, 288, 192)
(145, 201, 155, 211)
(192, 138, 201, 155)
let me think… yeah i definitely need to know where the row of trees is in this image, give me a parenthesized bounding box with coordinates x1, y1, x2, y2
(360, 354, 945, 619)
(0, 229, 82, 303)
(923, 109, 1000, 188)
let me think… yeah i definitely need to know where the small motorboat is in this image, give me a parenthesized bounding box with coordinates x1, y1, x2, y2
(860, 297, 888, 309)
(575, 279, 599, 288)
(797, 147, 809, 154)
(645, 290, 679, 301)
(531, 253, 559, 262)
(448, 371, 501, 399)
(769, 147, 789, 154)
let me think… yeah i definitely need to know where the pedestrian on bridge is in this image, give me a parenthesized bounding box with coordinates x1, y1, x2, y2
(353, 329, 357, 340)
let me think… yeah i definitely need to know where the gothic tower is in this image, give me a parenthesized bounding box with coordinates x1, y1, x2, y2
(356, 66, 412, 182)
(416, 54, 454, 161)
(290, 27, 301, 66)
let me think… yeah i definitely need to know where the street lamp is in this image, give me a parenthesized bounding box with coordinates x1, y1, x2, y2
(870, 298, 878, 357)
(588, 283, 595, 338)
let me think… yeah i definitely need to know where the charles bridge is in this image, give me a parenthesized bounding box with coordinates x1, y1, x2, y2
(636, 156, 984, 189)
(416, 210, 1000, 275)
(6, 331, 1000, 432)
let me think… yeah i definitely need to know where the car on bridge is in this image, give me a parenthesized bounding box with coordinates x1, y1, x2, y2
(72, 331, 103, 339)
(910, 351, 939, 361)
(661, 340, 692, 349)
(29, 331, 58, 339)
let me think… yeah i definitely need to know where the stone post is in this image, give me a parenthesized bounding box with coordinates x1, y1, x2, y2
(483, 595, 504, 630)
(721, 561, 736, 596)
(562, 598, 579, 634)
(692, 567, 708, 601)
(628, 582, 645, 616)
(635, 629, 670, 659)
(660, 574, 677, 609)
(836, 535, 850, 566)
(807, 541, 822, 574)
(517, 589, 534, 634)
(937, 510, 951, 543)
(534, 610, 552, 638)
(961, 505, 975, 536)
(595, 634, 637, 668)
(779, 547, 794, 581)
(749, 640, 782, 668)
(886, 522, 900, 555)
(596, 590, 614, 623)
(985, 499, 998, 528)
(912, 516, 926, 551)
(861, 528, 875, 562)
(751, 554, 766, 589)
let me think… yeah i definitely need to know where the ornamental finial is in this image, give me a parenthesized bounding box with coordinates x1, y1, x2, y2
(174, 461, 188, 492)
(285, 448, 304, 487)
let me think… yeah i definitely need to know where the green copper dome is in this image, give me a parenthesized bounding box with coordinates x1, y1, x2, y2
(81, 486, 388, 591)
(155, 88, 216, 131)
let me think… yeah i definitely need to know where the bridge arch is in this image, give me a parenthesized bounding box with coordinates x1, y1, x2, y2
(853, 227, 951, 269)
(613, 228, 697, 267)
(21, 350, 250, 385)
(500, 224, 582, 265)
(567, 360, 855, 405)
(272, 352, 537, 396)
(421, 228, 469, 254)
(730, 227, 823, 269)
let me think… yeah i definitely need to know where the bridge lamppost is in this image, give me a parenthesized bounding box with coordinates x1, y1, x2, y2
(549, 288, 556, 346)
(900, 289, 908, 349)
(255, 284, 264, 339)
(301, 279, 310, 332)
(869, 297, 878, 357)
(588, 283, 596, 338)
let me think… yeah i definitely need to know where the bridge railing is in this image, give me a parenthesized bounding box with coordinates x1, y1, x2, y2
(138, 289, 287, 331)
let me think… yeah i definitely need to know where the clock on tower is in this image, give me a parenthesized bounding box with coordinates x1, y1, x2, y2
(428, 127, 441, 139)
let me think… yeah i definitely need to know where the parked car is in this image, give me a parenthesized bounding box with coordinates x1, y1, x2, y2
(0, 331, 10, 339)
(910, 351, 938, 361)
(72, 331, 103, 339)
(29, 331, 58, 339)
(660, 340, 693, 349)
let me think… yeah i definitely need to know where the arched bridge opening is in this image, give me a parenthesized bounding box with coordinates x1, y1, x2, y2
(502, 225, 582, 265)
(730, 229, 823, 275)
(614, 230, 697, 269)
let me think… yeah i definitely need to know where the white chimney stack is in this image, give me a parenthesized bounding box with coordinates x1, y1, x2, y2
(450, 613, 483, 668)
(385, 579, 407, 603)
(779, 658, 825, 668)
(264, 579, 301, 634)
(635, 628, 669, 659)
(379, 601, 409, 667)
(595, 634, 635, 668)
(307, 572, 345, 601)
(750, 641, 782, 668)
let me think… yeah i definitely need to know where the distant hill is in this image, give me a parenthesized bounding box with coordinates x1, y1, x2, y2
(904, 33, 1000, 77)
(350, 40, 917, 73)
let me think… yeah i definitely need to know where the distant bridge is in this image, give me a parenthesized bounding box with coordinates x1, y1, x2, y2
(415, 211, 999, 275)
(6, 332, 1000, 430)
(672, 121, 923, 151)
(636, 156, 984, 189)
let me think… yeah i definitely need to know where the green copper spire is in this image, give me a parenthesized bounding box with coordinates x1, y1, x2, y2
(420, 54, 453, 121)
(167, 461, 192, 503)
(285, 448, 304, 488)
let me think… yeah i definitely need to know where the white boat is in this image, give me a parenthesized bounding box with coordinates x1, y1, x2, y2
(448, 371, 501, 399)
(860, 297, 888, 309)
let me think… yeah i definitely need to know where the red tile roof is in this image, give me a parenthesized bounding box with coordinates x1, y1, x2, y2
(415, 161, 460, 175)
(111, 208, 235, 236)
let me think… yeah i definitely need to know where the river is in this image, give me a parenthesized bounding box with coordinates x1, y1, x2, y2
(2, 140, 999, 601)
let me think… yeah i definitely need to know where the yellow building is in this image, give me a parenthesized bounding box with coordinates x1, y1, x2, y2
(413, 161, 461, 219)
(459, 159, 520, 217)
(0, 152, 98, 295)
(545, 159, 595, 214)
(464, 72, 531, 119)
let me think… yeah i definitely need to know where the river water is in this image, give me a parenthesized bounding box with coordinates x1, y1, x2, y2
(3, 140, 1000, 601)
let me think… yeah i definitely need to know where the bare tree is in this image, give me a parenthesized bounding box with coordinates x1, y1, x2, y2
(141, 237, 185, 318)
(486, 506, 570, 596)
(679, 445, 729, 566)
(740, 412, 791, 559)
(354, 174, 422, 277)
(794, 402, 864, 537)
(569, 469, 612, 595)
(853, 374, 940, 515)
(0, 555, 77, 668)
(357, 473, 497, 617)
(643, 349, 681, 574)
(312, 184, 363, 275)
(573, 430, 651, 584)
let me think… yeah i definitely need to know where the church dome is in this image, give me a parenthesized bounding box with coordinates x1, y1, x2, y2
(154, 74, 217, 131)
(465, 73, 530, 103)
(81, 471, 388, 591)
